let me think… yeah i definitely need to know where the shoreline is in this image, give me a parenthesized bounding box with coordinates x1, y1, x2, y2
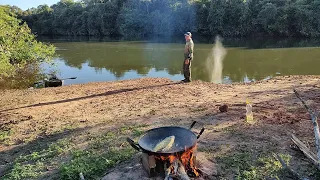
(26, 75, 320, 89)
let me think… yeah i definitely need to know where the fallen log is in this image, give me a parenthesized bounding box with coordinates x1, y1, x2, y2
(294, 89, 320, 160)
(291, 134, 320, 170)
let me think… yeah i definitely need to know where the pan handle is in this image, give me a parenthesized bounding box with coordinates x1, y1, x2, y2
(197, 128, 205, 139)
(126, 137, 141, 151)
(190, 121, 205, 139)
(189, 121, 197, 129)
(190, 121, 204, 129)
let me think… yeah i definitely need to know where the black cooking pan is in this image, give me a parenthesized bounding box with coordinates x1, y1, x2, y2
(126, 121, 205, 155)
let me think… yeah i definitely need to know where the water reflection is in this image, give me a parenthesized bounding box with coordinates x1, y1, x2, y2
(49, 59, 182, 85)
(45, 38, 320, 85)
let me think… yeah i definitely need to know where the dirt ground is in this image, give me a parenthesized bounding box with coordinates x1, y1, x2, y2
(0, 76, 320, 179)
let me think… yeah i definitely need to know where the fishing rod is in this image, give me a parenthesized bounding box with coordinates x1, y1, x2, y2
(33, 77, 77, 84)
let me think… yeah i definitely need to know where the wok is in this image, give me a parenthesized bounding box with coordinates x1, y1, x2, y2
(126, 121, 204, 155)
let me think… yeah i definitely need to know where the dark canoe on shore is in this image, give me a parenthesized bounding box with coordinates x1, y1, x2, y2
(34, 77, 75, 88)
(44, 79, 63, 87)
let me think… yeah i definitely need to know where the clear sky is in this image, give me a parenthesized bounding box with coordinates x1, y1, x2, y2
(0, 0, 60, 10)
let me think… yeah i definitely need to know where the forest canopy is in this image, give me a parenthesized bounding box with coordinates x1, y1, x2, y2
(16, 0, 320, 38)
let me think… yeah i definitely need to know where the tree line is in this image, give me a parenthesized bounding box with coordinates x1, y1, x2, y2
(16, 0, 320, 38)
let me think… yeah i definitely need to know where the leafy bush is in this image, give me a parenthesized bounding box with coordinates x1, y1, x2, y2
(0, 5, 55, 88)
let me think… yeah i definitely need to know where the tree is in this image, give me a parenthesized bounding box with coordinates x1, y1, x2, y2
(17, 0, 320, 38)
(257, 2, 278, 35)
(207, 0, 226, 35)
(0, 6, 55, 88)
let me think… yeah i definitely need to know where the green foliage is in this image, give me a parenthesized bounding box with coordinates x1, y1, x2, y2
(18, 0, 320, 38)
(217, 152, 291, 180)
(0, 5, 55, 88)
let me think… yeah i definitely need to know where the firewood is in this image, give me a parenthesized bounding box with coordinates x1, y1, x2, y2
(176, 160, 190, 180)
(164, 163, 170, 180)
(173, 160, 178, 174)
(164, 163, 174, 180)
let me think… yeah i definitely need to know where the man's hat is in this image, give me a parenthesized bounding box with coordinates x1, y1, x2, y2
(184, 32, 192, 37)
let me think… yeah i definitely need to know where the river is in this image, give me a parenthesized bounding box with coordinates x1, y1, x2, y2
(41, 37, 320, 85)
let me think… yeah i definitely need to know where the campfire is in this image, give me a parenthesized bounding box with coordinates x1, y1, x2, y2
(142, 145, 201, 180)
(127, 121, 205, 180)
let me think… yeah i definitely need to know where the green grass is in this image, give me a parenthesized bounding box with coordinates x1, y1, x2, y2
(221, 125, 238, 133)
(3, 161, 45, 180)
(2, 139, 70, 180)
(120, 124, 148, 137)
(132, 128, 144, 137)
(59, 148, 134, 180)
(59, 126, 140, 180)
(16, 139, 70, 163)
(198, 146, 223, 159)
(88, 132, 115, 149)
(57, 125, 147, 179)
(0, 129, 13, 144)
(62, 124, 77, 131)
(2, 124, 148, 180)
(217, 152, 291, 180)
(53, 124, 78, 134)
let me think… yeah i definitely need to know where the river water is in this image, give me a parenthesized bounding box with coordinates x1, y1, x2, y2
(41, 37, 320, 85)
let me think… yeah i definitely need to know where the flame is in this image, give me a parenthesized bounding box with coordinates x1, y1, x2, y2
(157, 154, 177, 163)
(169, 155, 176, 163)
(155, 145, 200, 177)
(181, 145, 199, 177)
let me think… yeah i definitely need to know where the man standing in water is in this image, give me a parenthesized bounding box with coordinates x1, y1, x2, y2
(182, 32, 194, 83)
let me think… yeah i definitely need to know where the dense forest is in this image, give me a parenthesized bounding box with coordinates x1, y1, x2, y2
(13, 0, 320, 38)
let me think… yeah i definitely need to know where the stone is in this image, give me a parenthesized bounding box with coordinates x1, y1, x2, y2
(219, 104, 228, 113)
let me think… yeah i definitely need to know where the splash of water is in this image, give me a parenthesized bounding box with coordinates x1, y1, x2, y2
(206, 36, 227, 83)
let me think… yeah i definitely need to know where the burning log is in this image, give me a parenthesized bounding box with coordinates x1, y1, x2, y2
(164, 163, 172, 180)
(157, 145, 201, 180)
(164, 159, 191, 180)
(173, 160, 178, 174)
(176, 160, 191, 180)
